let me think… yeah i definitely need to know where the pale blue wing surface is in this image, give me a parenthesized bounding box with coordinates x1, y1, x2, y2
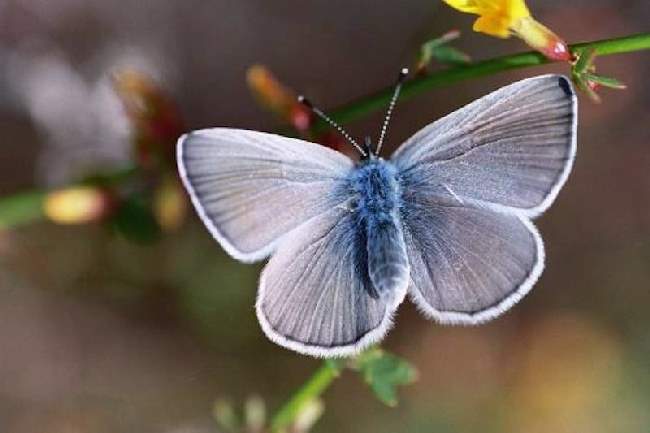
(177, 128, 353, 262)
(257, 206, 407, 358)
(392, 75, 577, 218)
(401, 194, 544, 324)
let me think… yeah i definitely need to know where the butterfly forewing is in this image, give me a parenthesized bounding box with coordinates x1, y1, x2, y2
(393, 75, 577, 217)
(178, 128, 353, 262)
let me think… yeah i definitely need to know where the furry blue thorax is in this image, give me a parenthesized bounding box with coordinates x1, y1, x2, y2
(347, 156, 409, 301)
(349, 157, 402, 224)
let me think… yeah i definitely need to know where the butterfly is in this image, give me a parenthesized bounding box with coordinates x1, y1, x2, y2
(177, 72, 577, 358)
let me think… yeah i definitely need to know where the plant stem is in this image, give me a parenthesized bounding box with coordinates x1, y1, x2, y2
(1, 33, 649, 228)
(270, 361, 342, 433)
(313, 32, 650, 132)
(0, 190, 48, 229)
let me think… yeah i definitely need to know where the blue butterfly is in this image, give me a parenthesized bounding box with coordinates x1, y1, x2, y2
(177, 71, 577, 357)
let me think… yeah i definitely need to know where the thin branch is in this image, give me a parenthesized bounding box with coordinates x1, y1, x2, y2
(270, 361, 342, 433)
(0, 191, 47, 228)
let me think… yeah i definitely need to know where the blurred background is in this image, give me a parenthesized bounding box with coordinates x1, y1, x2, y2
(1, 1, 649, 432)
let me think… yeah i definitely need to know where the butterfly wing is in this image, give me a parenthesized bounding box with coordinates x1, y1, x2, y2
(178, 128, 353, 262)
(392, 75, 577, 324)
(401, 197, 544, 324)
(257, 206, 406, 357)
(393, 75, 577, 218)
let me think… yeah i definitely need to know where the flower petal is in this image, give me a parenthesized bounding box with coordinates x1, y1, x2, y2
(473, 15, 511, 38)
(442, 0, 482, 14)
(506, 0, 531, 20)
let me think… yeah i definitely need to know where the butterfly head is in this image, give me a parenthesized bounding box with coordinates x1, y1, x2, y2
(362, 136, 377, 160)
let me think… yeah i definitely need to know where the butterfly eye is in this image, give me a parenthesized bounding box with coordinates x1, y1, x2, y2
(336, 198, 358, 213)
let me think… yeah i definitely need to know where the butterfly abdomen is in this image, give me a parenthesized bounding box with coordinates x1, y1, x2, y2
(349, 159, 410, 303)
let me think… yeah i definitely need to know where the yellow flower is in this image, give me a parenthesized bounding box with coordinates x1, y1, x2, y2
(443, 0, 570, 61)
(44, 186, 111, 224)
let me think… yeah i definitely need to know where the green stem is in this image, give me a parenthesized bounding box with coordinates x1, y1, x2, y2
(0, 190, 48, 228)
(314, 32, 650, 132)
(1, 33, 649, 229)
(270, 361, 342, 433)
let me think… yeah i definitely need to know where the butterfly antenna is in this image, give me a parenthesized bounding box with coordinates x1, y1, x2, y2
(298, 95, 367, 157)
(375, 67, 408, 156)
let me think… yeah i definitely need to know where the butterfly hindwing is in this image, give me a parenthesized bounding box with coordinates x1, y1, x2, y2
(178, 128, 353, 262)
(401, 195, 544, 324)
(257, 207, 406, 357)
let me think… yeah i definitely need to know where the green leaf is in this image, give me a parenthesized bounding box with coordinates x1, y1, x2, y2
(583, 72, 627, 89)
(111, 195, 161, 243)
(570, 47, 626, 103)
(571, 74, 601, 103)
(430, 45, 471, 66)
(573, 47, 596, 74)
(353, 348, 417, 407)
(417, 30, 470, 71)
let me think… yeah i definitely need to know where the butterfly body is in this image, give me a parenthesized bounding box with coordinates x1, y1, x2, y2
(348, 157, 409, 303)
(178, 75, 578, 357)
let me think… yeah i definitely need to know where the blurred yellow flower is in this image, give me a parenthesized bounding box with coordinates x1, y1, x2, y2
(443, 0, 570, 61)
(44, 186, 111, 224)
(153, 175, 187, 231)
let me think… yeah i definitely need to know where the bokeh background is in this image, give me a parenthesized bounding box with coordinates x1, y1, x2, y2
(1, 1, 649, 432)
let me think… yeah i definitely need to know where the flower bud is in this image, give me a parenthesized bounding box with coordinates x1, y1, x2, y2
(43, 186, 112, 224)
(247, 65, 313, 131)
(510, 16, 571, 61)
(112, 70, 184, 167)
